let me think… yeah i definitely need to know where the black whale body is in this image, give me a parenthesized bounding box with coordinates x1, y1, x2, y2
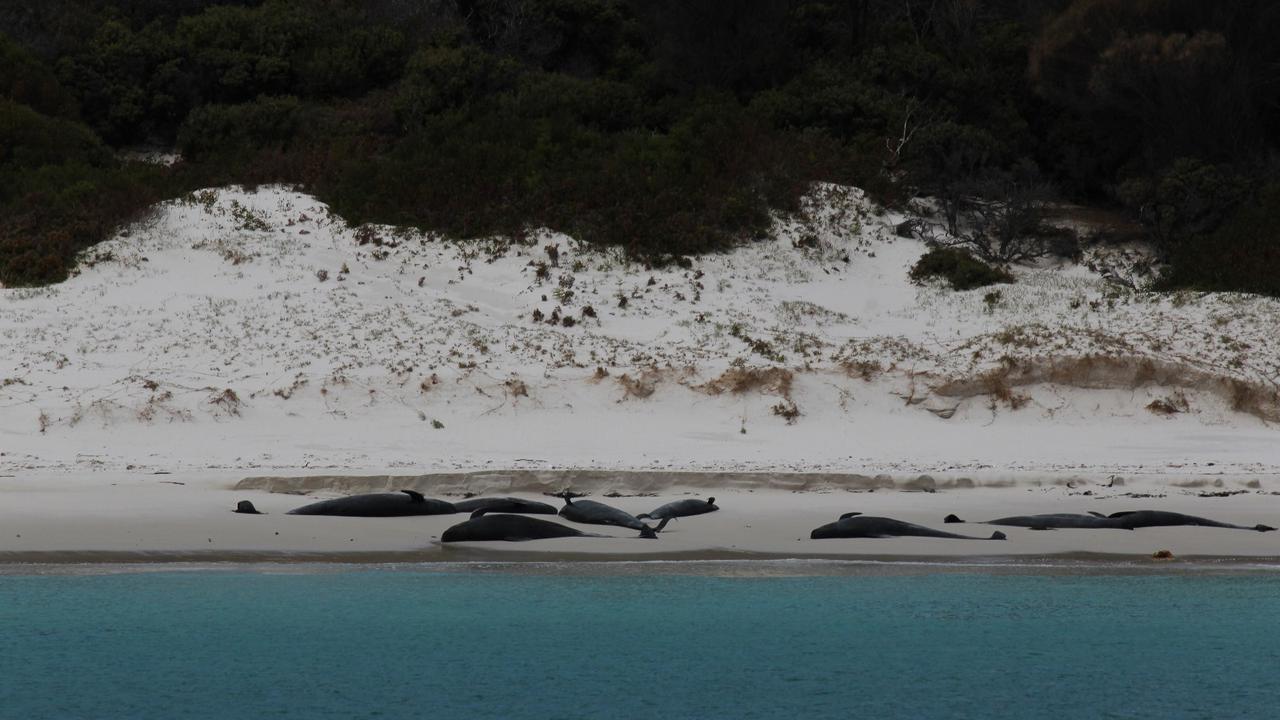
(442, 508, 665, 542)
(944, 512, 1123, 530)
(287, 490, 456, 517)
(812, 515, 1006, 540)
(637, 497, 717, 520)
(451, 497, 558, 515)
(1106, 510, 1275, 532)
(944, 510, 1275, 532)
(441, 509, 604, 542)
(558, 497, 667, 538)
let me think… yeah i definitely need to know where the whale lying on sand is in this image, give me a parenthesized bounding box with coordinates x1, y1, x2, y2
(944, 513, 1120, 530)
(451, 497, 558, 515)
(287, 490, 456, 517)
(944, 510, 1275, 532)
(812, 514, 1006, 540)
(558, 496, 668, 538)
(637, 497, 717, 520)
(441, 509, 656, 542)
(1102, 510, 1275, 532)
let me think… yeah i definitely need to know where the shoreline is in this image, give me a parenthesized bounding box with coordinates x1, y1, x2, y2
(4, 553, 1280, 577)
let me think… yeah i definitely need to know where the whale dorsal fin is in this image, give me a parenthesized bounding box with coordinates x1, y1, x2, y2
(839, 512, 862, 520)
(1088, 511, 1107, 518)
(401, 490, 425, 503)
(470, 508, 491, 519)
(1108, 511, 1136, 518)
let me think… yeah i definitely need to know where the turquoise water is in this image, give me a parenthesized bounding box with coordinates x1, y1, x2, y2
(3, 566, 1279, 719)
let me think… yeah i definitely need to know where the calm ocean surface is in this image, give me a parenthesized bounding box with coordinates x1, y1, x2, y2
(2, 565, 1278, 720)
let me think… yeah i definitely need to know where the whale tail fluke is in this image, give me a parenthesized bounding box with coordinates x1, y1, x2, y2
(1256, 524, 1277, 532)
(990, 531, 1007, 540)
(638, 518, 671, 538)
(944, 514, 963, 524)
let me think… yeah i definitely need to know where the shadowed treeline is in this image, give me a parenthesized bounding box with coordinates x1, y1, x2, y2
(2, 1, 1278, 290)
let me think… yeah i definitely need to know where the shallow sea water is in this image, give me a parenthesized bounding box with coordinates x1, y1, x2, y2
(2, 565, 1278, 719)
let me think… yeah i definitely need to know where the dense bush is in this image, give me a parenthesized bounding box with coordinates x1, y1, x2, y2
(2, 1, 1279, 293)
(909, 247, 1013, 292)
(1157, 185, 1280, 296)
(178, 95, 304, 161)
(0, 96, 176, 286)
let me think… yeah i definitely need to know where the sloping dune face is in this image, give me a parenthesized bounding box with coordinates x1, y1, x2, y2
(3, 184, 1280, 474)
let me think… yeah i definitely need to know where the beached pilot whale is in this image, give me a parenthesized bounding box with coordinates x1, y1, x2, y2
(943, 512, 1121, 530)
(287, 490, 456, 517)
(811, 513, 1006, 540)
(1099, 510, 1276, 532)
(451, 497, 558, 515)
(944, 510, 1275, 532)
(558, 496, 669, 538)
(637, 497, 717, 520)
(441, 508, 639, 542)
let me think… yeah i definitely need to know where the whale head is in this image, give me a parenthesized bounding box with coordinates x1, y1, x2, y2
(809, 522, 841, 540)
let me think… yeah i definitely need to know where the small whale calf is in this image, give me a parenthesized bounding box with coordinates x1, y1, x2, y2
(637, 497, 717, 521)
(558, 496, 668, 538)
(287, 490, 456, 517)
(812, 513, 1006, 540)
(451, 497, 558, 515)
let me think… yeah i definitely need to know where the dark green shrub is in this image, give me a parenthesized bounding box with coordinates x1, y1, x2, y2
(1158, 184, 1280, 296)
(0, 99, 108, 177)
(0, 98, 177, 286)
(177, 95, 303, 161)
(394, 45, 520, 128)
(1117, 158, 1251, 247)
(0, 34, 78, 119)
(909, 247, 1014, 291)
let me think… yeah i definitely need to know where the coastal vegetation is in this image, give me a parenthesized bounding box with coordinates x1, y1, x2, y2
(2, 1, 1277, 293)
(909, 247, 1013, 291)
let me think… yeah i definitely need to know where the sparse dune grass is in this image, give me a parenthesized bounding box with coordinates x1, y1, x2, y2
(5, 183, 1280, 471)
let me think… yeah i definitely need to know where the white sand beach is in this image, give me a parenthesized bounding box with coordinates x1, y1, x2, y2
(2, 470, 1277, 563)
(3, 185, 1280, 565)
